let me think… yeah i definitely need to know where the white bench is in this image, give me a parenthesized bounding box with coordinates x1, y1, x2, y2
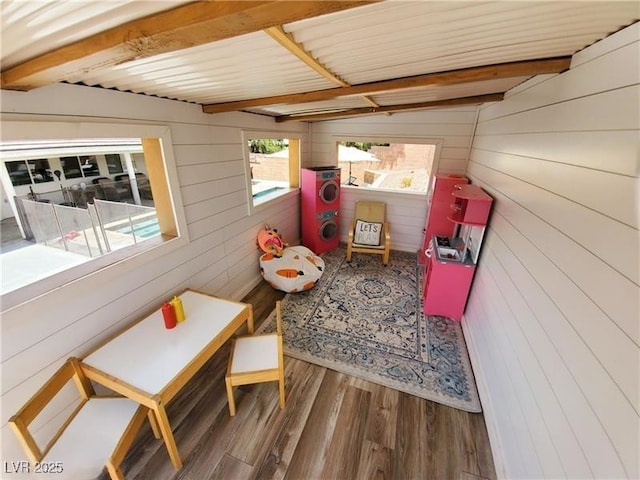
(9, 358, 159, 480)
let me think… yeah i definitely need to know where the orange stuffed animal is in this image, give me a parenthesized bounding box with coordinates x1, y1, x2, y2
(257, 225, 286, 256)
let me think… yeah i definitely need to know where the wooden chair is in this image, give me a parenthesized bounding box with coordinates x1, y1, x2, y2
(9, 357, 159, 480)
(346, 201, 391, 265)
(225, 301, 285, 416)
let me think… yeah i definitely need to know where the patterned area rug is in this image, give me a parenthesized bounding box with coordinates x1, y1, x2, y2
(257, 247, 481, 412)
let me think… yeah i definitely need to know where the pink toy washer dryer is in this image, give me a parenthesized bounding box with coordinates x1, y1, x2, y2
(300, 167, 340, 254)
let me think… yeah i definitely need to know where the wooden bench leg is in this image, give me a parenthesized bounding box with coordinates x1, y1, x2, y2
(105, 462, 124, 480)
(225, 376, 236, 416)
(278, 378, 286, 409)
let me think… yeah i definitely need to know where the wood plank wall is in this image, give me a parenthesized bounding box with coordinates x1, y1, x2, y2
(463, 23, 639, 479)
(0, 84, 307, 464)
(310, 108, 479, 251)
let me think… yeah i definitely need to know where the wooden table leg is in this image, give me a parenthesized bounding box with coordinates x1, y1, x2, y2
(148, 410, 161, 439)
(152, 401, 183, 470)
(247, 305, 254, 334)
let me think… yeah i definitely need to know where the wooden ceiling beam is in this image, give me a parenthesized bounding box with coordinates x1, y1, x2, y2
(361, 96, 383, 109)
(1, 0, 375, 91)
(274, 93, 505, 122)
(264, 26, 348, 87)
(263, 26, 384, 111)
(202, 57, 570, 113)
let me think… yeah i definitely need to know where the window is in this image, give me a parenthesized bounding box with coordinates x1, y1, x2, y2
(29, 159, 54, 183)
(106, 153, 124, 174)
(60, 155, 99, 179)
(60, 156, 81, 179)
(79, 155, 99, 177)
(336, 138, 440, 194)
(6, 160, 32, 185)
(0, 122, 188, 311)
(5, 158, 53, 186)
(243, 131, 300, 213)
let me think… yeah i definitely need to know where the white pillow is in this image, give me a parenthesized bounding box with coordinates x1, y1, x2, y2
(353, 220, 382, 246)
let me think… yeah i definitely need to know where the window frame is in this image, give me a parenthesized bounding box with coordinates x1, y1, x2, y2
(0, 121, 189, 312)
(241, 130, 301, 215)
(332, 135, 443, 196)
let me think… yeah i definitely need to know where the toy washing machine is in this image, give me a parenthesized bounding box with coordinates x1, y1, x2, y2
(300, 167, 340, 254)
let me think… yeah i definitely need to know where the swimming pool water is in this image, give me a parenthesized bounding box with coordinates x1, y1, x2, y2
(252, 186, 284, 199)
(117, 218, 160, 238)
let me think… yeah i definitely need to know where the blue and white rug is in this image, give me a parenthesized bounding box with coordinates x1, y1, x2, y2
(258, 247, 481, 412)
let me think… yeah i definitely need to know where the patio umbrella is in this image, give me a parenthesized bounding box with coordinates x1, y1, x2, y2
(338, 145, 380, 185)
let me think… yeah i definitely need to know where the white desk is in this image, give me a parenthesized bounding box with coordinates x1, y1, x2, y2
(81, 289, 254, 469)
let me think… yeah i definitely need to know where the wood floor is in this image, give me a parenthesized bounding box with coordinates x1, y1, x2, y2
(118, 281, 496, 480)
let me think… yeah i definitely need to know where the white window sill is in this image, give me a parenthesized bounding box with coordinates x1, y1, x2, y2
(341, 184, 427, 198)
(1, 234, 186, 313)
(250, 187, 299, 214)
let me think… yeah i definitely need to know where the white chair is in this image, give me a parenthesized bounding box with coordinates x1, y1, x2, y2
(225, 301, 285, 416)
(9, 357, 159, 480)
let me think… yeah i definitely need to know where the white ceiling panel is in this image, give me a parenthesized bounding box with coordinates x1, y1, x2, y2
(249, 76, 529, 118)
(371, 76, 531, 106)
(75, 31, 337, 104)
(1, 1, 638, 120)
(0, 0, 191, 69)
(285, 1, 639, 84)
(248, 97, 372, 116)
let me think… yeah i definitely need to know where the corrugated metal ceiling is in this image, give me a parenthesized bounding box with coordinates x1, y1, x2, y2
(369, 77, 532, 106)
(288, 1, 638, 84)
(1, 1, 638, 121)
(248, 76, 531, 116)
(247, 96, 373, 117)
(75, 31, 337, 104)
(0, 0, 191, 69)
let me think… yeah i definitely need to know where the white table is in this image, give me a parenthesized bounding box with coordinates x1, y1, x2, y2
(81, 289, 254, 469)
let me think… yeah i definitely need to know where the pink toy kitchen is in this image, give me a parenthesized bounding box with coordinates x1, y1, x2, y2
(420, 175, 493, 321)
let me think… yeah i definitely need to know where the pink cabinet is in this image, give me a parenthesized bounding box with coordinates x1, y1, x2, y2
(448, 184, 493, 226)
(418, 174, 468, 265)
(423, 248, 476, 321)
(422, 184, 493, 321)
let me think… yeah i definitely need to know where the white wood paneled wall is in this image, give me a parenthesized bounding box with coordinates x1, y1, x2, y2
(338, 187, 426, 252)
(0, 83, 307, 467)
(463, 23, 639, 479)
(310, 108, 479, 252)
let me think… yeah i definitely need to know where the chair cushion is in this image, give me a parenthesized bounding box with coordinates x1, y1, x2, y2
(230, 335, 279, 374)
(44, 398, 140, 480)
(353, 220, 383, 246)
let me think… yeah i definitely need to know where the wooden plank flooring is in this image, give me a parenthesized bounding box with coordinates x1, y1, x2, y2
(117, 281, 496, 480)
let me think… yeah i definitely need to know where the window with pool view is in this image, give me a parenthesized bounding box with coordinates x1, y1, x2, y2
(0, 123, 187, 310)
(244, 133, 300, 213)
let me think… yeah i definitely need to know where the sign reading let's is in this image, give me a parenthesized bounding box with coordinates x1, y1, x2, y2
(354, 220, 382, 246)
